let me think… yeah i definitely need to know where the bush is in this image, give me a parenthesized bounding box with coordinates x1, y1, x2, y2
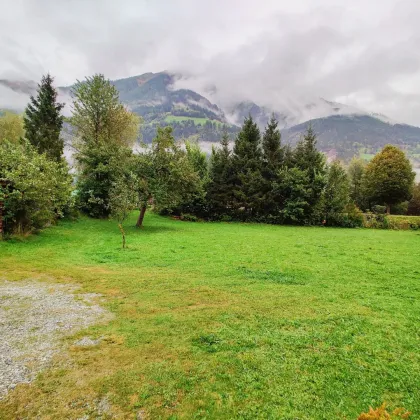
(326, 204, 363, 228)
(180, 213, 198, 222)
(363, 212, 389, 229)
(0, 141, 73, 235)
(372, 205, 387, 214)
(386, 215, 420, 230)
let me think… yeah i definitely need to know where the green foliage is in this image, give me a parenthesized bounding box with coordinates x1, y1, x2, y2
(23, 74, 64, 161)
(232, 116, 264, 219)
(407, 183, 420, 215)
(109, 171, 138, 248)
(0, 141, 73, 234)
(275, 167, 311, 224)
(261, 115, 284, 216)
(0, 111, 25, 144)
(207, 131, 235, 218)
(132, 127, 202, 225)
(71, 74, 140, 148)
(348, 157, 367, 210)
(293, 125, 327, 223)
(323, 160, 350, 226)
(76, 142, 133, 218)
(364, 145, 415, 213)
(72, 74, 140, 218)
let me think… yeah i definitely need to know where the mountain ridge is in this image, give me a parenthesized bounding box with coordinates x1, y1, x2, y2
(1, 72, 420, 166)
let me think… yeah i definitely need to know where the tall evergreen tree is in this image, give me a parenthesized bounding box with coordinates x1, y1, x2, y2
(207, 130, 235, 218)
(232, 116, 264, 219)
(24, 74, 64, 161)
(323, 160, 350, 225)
(347, 157, 366, 210)
(293, 125, 326, 223)
(261, 115, 283, 218)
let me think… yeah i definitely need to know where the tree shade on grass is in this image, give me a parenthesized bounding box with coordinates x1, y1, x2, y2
(0, 213, 419, 418)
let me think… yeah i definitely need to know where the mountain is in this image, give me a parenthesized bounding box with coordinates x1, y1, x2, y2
(1, 72, 420, 167)
(282, 115, 420, 168)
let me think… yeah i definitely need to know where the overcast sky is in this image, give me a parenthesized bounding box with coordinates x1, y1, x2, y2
(1, 0, 420, 124)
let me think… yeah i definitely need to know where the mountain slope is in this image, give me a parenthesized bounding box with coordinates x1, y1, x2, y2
(282, 114, 420, 163)
(1, 73, 420, 164)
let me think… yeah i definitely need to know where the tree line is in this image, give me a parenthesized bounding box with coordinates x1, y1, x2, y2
(0, 73, 418, 245)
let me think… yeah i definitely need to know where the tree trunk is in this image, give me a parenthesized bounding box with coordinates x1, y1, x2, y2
(118, 223, 126, 249)
(136, 205, 147, 228)
(386, 204, 391, 215)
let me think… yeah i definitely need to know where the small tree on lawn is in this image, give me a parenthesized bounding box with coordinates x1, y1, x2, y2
(109, 173, 137, 249)
(132, 127, 200, 227)
(364, 145, 415, 214)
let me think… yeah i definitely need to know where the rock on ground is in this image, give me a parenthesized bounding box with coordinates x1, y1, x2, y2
(0, 281, 109, 399)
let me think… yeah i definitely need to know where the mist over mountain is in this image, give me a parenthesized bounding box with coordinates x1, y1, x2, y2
(1, 71, 420, 168)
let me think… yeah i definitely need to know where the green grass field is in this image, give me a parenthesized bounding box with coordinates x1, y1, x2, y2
(1, 213, 419, 419)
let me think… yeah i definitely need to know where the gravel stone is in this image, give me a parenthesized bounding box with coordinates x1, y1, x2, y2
(0, 281, 110, 399)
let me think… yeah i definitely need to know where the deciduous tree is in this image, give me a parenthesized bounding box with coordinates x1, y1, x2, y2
(0, 111, 25, 144)
(364, 145, 415, 214)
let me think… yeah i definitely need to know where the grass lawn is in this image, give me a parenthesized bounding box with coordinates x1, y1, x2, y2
(163, 115, 210, 125)
(0, 213, 419, 419)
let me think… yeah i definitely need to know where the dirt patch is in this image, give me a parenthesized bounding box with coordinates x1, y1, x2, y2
(0, 281, 110, 398)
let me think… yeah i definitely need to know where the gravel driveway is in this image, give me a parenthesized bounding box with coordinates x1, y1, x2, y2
(0, 281, 109, 398)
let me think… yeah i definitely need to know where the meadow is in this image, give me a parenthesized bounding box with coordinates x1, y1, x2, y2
(0, 213, 419, 419)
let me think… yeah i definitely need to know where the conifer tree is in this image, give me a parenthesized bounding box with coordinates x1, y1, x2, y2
(232, 116, 264, 219)
(24, 74, 64, 161)
(207, 130, 235, 218)
(323, 160, 350, 225)
(261, 115, 283, 217)
(293, 125, 326, 223)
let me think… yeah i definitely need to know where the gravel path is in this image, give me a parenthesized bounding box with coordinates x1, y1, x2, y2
(0, 281, 109, 398)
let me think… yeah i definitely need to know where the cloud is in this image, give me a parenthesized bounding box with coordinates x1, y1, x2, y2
(1, 0, 420, 124)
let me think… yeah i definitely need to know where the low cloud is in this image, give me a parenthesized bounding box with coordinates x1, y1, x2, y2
(1, 0, 420, 124)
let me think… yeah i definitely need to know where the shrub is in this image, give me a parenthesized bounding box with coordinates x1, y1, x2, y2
(180, 213, 198, 222)
(326, 204, 363, 228)
(0, 141, 73, 235)
(363, 212, 389, 229)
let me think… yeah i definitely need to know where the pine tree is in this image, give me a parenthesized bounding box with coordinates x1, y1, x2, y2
(232, 116, 264, 219)
(207, 130, 235, 218)
(323, 160, 350, 225)
(348, 157, 366, 210)
(293, 125, 326, 223)
(261, 115, 283, 218)
(24, 74, 64, 161)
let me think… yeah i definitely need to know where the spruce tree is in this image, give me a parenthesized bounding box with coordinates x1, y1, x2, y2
(207, 130, 235, 218)
(261, 115, 283, 218)
(232, 116, 264, 219)
(323, 160, 350, 225)
(24, 74, 64, 161)
(293, 125, 326, 223)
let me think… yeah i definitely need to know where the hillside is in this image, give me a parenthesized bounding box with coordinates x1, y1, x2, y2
(282, 115, 420, 164)
(109, 72, 237, 142)
(1, 73, 420, 163)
